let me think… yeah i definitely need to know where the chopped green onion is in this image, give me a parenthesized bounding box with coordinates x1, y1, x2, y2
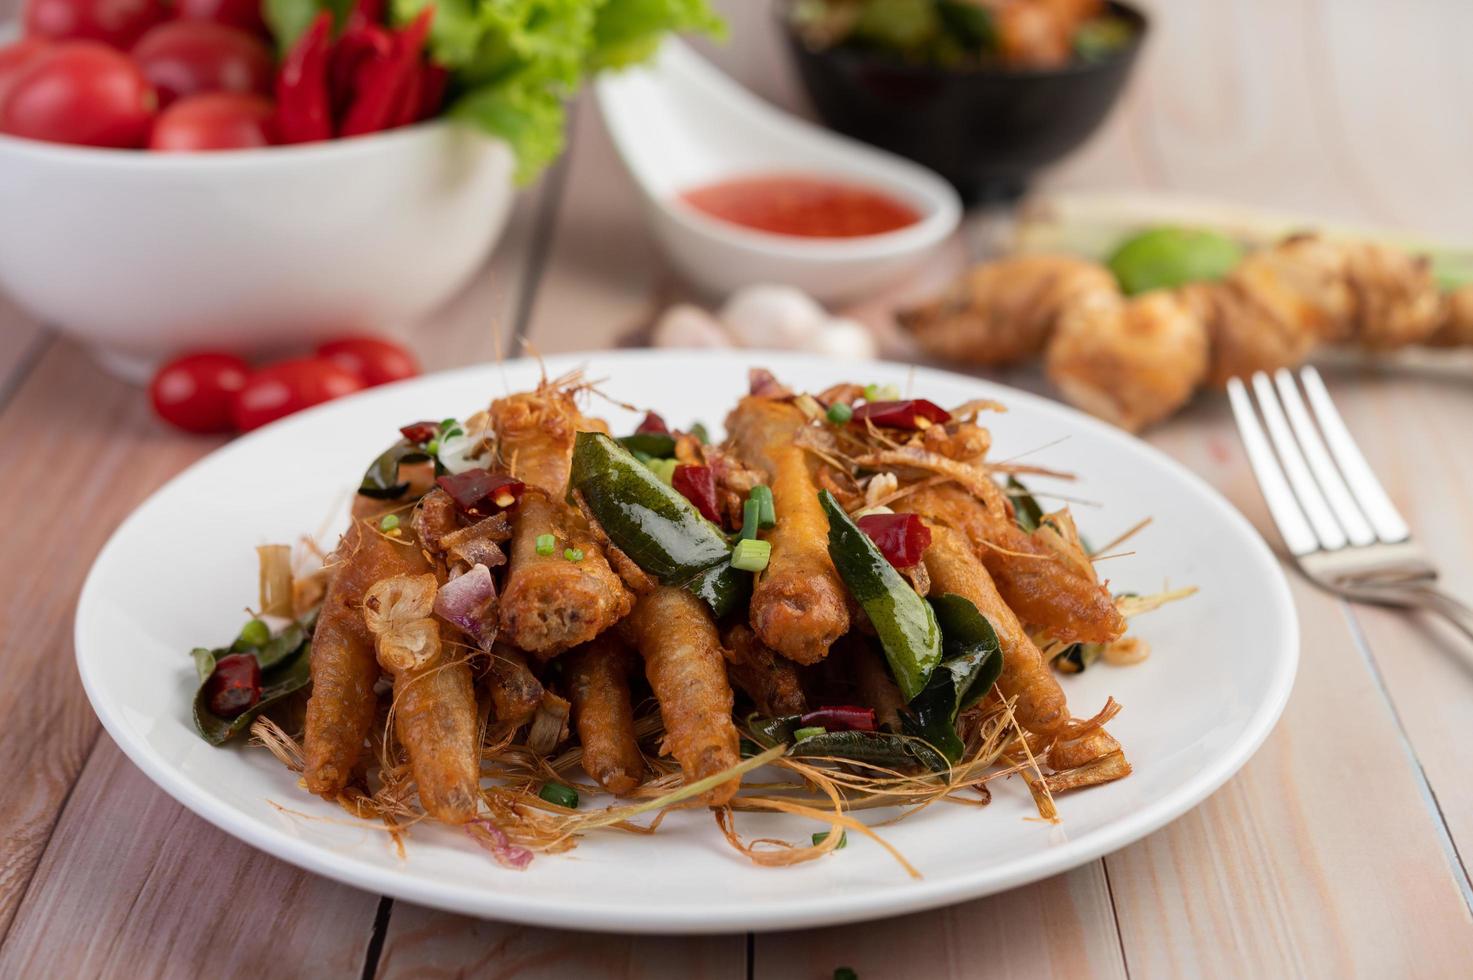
(379, 514, 400, 532)
(731, 538, 772, 572)
(812, 830, 848, 850)
(564, 548, 585, 562)
(535, 533, 556, 556)
(826, 402, 853, 425)
(439, 417, 457, 431)
(690, 422, 709, 444)
(749, 485, 776, 527)
(864, 383, 899, 402)
(538, 783, 579, 808)
(442, 427, 463, 440)
(237, 618, 270, 649)
(793, 725, 825, 741)
(740, 498, 762, 541)
(426, 438, 440, 455)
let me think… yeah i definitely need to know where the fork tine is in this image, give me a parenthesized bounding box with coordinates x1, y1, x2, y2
(1272, 368, 1376, 546)
(1226, 377, 1320, 556)
(1299, 366, 1411, 543)
(1250, 372, 1348, 550)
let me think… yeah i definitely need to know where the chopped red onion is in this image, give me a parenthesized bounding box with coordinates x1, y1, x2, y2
(466, 820, 534, 870)
(433, 563, 498, 651)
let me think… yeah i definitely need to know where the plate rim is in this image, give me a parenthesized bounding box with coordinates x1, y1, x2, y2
(75, 349, 1300, 934)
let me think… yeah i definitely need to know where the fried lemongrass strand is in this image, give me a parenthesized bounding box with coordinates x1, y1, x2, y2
(916, 524, 1069, 736)
(303, 507, 431, 799)
(363, 574, 480, 824)
(564, 635, 645, 796)
(726, 395, 849, 663)
(629, 586, 742, 805)
(256, 544, 293, 618)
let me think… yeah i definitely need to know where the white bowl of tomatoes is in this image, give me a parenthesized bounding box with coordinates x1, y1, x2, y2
(0, 0, 516, 381)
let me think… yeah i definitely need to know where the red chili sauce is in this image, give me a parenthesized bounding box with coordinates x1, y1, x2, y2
(680, 173, 922, 238)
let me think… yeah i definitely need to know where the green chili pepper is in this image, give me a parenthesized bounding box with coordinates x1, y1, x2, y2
(902, 593, 1004, 763)
(538, 782, 579, 808)
(570, 432, 747, 618)
(819, 490, 940, 700)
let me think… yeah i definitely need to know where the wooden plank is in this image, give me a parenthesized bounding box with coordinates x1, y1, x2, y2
(0, 183, 549, 955)
(755, 864, 1126, 980)
(1094, 402, 1473, 976)
(375, 905, 746, 980)
(0, 741, 381, 977)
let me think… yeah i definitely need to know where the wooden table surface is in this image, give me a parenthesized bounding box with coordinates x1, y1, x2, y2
(3, 1, 1472, 976)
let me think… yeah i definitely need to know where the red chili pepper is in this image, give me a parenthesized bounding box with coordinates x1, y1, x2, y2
(856, 512, 932, 569)
(437, 469, 525, 518)
(340, 6, 433, 137)
(415, 63, 449, 120)
(398, 420, 437, 444)
(206, 653, 262, 718)
(800, 706, 877, 733)
(851, 399, 952, 430)
(344, 0, 384, 32)
(635, 411, 669, 435)
(275, 12, 334, 144)
(672, 464, 721, 525)
(389, 61, 423, 127)
(329, 24, 392, 122)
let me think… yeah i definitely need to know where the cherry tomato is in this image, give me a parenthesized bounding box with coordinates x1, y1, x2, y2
(130, 21, 272, 106)
(173, 0, 268, 38)
(150, 92, 273, 151)
(315, 336, 421, 388)
(0, 38, 51, 109)
(24, 0, 166, 49)
(0, 41, 155, 147)
(231, 357, 365, 432)
(149, 351, 252, 434)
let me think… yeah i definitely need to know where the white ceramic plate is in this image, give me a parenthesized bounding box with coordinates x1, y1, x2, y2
(76, 350, 1297, 934)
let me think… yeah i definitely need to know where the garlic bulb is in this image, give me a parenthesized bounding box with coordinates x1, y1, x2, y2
(803, 317, 878, 359)
(652, 304, 732, 348)
(719, 284, 828, 349)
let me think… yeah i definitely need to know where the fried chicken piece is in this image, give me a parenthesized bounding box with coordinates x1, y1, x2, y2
(564, 635, 645, 796)
(899, 254, 1117, 365)
(726, 395, 849, 664)
(902, 484, 1124, 644)
(302, 502, 432, 799)
(629, 587, 742, 805)
(1045, 288, 1210, 431)
(1431, 283, 1473, 347)
(721, 623, 808, 718)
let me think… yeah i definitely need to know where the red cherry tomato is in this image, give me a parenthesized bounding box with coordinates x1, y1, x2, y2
(315, 336, 421, 388)
(149, 351, 252, 434)
(173, 0, 268, 38)
(130, 21, 272, 106)
(0, 41, 155, 147)
(150, 92, 273, 151)
(24, 0, 166, 49)
(231, 357, 366, 432)
(0, 39, 52, 109)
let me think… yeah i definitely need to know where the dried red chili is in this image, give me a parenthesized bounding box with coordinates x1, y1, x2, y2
(329, 23, 392, 121)
(799, 705, 877, 732)
(851, 399, 952, 430)
(274, 12, 333, 144)
(671, 464, 721, 525)
(399, 420, 437, 444)
(635, 411, 669, 435)
(206, 653, 262, 718)
(437, 469, 526, 518)
(856, 512, 932, 569)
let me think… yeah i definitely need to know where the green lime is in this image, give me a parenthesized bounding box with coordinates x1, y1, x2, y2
(1108, 226, 1244, 295)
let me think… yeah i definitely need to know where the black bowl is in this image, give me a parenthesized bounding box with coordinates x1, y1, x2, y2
(781, 2, 1148, 203)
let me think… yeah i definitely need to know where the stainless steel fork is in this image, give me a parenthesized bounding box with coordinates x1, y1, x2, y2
(1227, 365, 1473, 642)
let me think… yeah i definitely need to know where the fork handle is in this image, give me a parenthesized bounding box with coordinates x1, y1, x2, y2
(1404, 585, 1473, 644)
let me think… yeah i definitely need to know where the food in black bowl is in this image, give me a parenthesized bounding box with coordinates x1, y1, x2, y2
(782, 0, 1148, 202)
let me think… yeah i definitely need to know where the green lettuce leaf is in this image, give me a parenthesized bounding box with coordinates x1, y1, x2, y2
(590, 0, 725, 70)
(450, 80, 568, 183)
